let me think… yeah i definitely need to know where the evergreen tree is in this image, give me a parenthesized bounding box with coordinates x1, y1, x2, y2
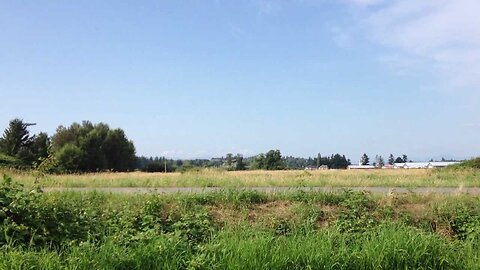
(360, 153, 370, 165)
(388, 154, 395, 165)
(376, 155, 385, 168)
(30, 132, 50, 164)
(0, 119, 34, 156)
(0, 119, 54, 168)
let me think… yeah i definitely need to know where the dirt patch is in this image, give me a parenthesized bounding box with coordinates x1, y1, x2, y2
(247, 201, 293, 223)
(317, 204, 343, 228)
(208, 201, 295, 226)
(209, 205, 246, 225)
(399, 203, 429, 218)
(207, 201, 346, 228)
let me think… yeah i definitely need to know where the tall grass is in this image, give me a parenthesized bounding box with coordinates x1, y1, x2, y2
(3, 167, 480, 188)
(1, 225, 478, 269)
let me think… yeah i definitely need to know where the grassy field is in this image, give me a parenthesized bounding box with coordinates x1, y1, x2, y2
(2, 167, 480, 188)
(1, 176, 479, 269)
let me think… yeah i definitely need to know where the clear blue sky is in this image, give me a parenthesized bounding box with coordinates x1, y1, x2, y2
(1, 0, 479, 161)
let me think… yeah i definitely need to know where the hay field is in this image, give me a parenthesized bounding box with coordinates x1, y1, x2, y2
(3, 168, 479, 188)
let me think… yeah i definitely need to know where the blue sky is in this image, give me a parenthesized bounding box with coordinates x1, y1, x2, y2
(1, 0, 479, 161)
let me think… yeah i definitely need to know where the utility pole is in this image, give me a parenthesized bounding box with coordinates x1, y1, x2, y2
(164, 156, 167, 173)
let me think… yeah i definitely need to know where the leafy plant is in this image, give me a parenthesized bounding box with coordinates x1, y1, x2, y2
(451, 207, 480, 241)
(336, 191, 378, 233)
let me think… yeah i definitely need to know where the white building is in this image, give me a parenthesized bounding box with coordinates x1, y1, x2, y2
(347, 165, 376, 169)
(348, 161, 376, 170)
(393, 162, 459, 169)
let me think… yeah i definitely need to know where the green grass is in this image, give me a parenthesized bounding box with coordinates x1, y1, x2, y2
(1, 225, 478, 269)
(1, 177, 479, 269)
(3, 167, 480, 188)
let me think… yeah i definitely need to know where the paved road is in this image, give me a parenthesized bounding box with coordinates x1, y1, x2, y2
(42, 186, 480, 195)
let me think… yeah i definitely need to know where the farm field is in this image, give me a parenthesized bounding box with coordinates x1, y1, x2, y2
(3, 168, 480, 188)
(1, 175, 479, 269)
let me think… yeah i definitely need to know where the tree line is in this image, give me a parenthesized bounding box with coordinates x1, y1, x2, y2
(137, 150, 353, 172)
(1, 118, 419, 173)
(0, 119, 136, 172)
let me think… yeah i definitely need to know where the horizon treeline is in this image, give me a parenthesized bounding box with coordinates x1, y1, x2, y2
(136, 149, 356, 172)
(0, 118, 430, 173)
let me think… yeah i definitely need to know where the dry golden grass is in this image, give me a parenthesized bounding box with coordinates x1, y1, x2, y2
(2, 167, 479, 188)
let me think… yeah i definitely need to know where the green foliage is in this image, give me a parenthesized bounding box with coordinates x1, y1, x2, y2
(253, 150, 286, 170)
(172, 211, 214, 245)
(452, 157, 480, 169)
(315, 153, 350, 169)
(30, 132, 50, 165)
(141, 159, 175, 172)
(450, 207, 480, 241)
(388, 154, 395, 165)
(1, 176, 480, 269)
(0, 177, 106, 248)
(36, 149, 58, 174)
(360, 153, 370, 165)
(2, 225, 476, 270)
(103, 129, 136, 171)
(336, 191, 378, 233)
(55, 144, 85, 172)
(230, 189, 268, 206)
(273, 219, 291, 236)
(51, 121, 136, 172)
(234, 154, 246, 170)
(0, 118, 41, 166)
(0, 119, 34, 157)
(0, 119, 137, 172)
(178, 189, 268, 209)
(0, 152, 21, 167)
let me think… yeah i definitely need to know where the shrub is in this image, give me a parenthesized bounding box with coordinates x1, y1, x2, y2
(0, 175, 104, 248)
(451, 207, 480, 241)
(336, 191, 378, 233)
(451, 157, 480, 169)
(55, 144, 85, 172)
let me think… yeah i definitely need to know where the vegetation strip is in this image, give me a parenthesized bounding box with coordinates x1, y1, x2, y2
(42, 186, 480, 195)
(1, 175, 479, 269)
(4, 168, 480, 188)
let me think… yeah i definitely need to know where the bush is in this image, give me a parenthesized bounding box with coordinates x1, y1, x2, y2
(449, 157, 480, 169)
(55, 144, 85, 172)
(451, 207, 480, 241)
(336, 191, 378, 233)
(0, 175, 105, 248)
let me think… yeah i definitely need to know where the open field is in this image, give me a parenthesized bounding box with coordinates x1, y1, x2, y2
(3, 168, 480, 188)
(1, 177, 479, 269)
